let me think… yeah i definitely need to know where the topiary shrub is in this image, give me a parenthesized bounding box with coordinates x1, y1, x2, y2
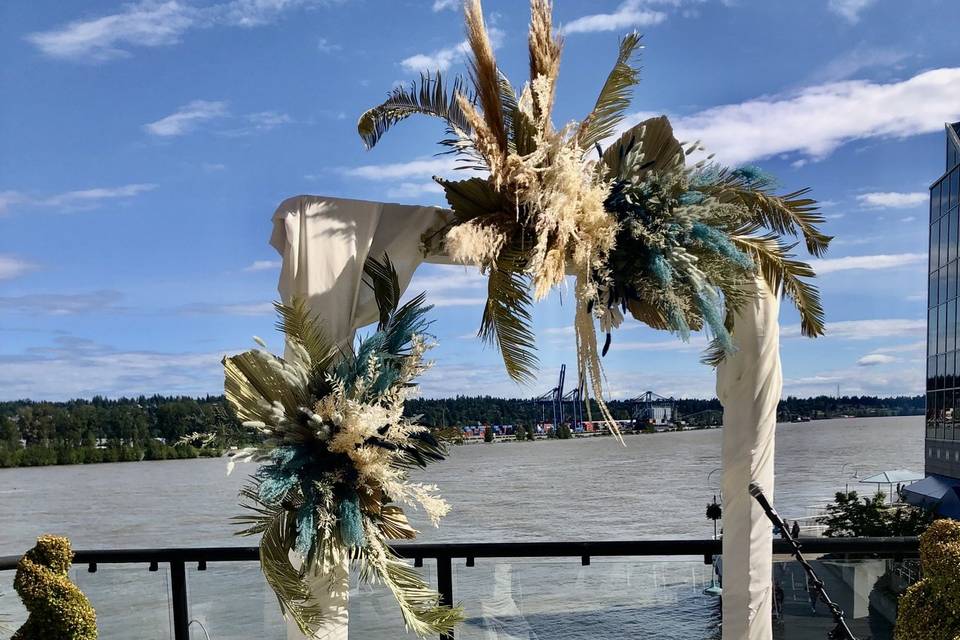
(895, 519, 960, 640)
(13, 535, 97, 640)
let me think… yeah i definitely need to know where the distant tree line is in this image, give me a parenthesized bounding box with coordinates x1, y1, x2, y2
(0, 393, 924, 468)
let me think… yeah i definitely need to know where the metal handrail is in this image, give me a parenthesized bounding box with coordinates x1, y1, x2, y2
(0, 537, 919, 640)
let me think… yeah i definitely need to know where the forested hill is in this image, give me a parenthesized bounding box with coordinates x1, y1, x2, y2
(0, 393, 923, 463)
(403, 395, 925, 427)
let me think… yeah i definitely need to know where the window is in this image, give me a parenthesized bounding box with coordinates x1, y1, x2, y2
(934, 183, 943, 220)
(939, 304, 948, 354)
(942, 216, 951, 267)
(930, 356, 938, 390)
(954, 260, 960, 300)
(940, 263, 949, 302)
(948, 350, 957, 388)
(952, 208, 960, 263)
(948, 302, 956, 352)
(938, 353, 947, 388)
(931, 271, 939, 307)
(950, 262, 958, 301)
(930, 306, 938, 356)
(951, 167, 959, 210)
(931, 221, 940, 268)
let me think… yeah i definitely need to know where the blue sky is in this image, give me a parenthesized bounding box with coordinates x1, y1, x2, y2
(1, 0, 958, 401)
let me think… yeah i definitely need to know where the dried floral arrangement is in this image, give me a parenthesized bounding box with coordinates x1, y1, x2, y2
(358, 0, 830, 430)
(222, 257, 462, 637)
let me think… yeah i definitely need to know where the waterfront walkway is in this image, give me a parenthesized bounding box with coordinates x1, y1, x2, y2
(773, 558, 892, 640)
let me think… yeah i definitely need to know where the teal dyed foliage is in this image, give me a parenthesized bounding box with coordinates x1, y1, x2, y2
(691, 222, 754, 270)
(650, 254, 673, 286)
(695, 287, 733, 352)
(667, 305, 691, 342)
(295, 505, 315, 556)
(335, 298, 433, 400)
(678, 191, 705, 205)
(338, 493, 365, 548)
(731, 165, 772, 185)
(257, 446, 310, 504)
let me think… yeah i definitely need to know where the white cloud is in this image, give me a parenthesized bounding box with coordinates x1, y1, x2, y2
(243, 259, 281, 272)
(857, 353, 896, 366)
(202, 162, 227, 172)
(782, 318, 925, 340)
(560, 0, 667, 35)
(400, 27, 504, 73)
(640, 68, 960, 165)
(407, 266, 488, 307)
(432, 0, 459, 11)
(809, 252, 926, 274)
(0, 290, 126, 315)
(317, 36, 340, 53)
(856, 191, 927, 208)
(27, 0, 328, 62)
(386, 181, 445, 199)
(144, 100, 229, 136)
(827, 0, 877, 23)
(0, 184, 157, 215)
(0, 256, 36, 281)
(180, 301, 274, 315)
(0, 337, 234, 401)
(343, 157, 465, 181)
(814, 46, 912, 83)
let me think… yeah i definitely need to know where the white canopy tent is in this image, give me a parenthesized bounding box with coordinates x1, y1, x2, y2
(271, 194, 782, 640)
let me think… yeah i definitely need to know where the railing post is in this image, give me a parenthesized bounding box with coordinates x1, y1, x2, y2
(170, 560, 190, 640)
(437, 555, 454, 640)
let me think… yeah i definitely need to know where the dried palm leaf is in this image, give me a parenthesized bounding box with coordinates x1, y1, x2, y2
(479, 240, 539, 384)
(358, 73, 473, 151)
(577, 32, 642, 150)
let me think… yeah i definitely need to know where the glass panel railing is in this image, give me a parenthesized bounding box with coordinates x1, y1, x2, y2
(185, 559, 438, 639)
(453, 558, 722, 640)
(348, 559, 439, 639)
(186, 561, 284, 640)
(73, 564, 173, 640)
(772, 556, 920, 640)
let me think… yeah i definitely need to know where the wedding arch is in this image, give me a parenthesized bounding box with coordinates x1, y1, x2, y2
(223, 2, 829, 639)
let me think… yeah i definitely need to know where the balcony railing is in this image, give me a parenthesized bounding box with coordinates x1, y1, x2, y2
(0, 537, 920, 640)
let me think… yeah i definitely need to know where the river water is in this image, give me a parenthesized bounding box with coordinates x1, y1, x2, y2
(0, 416, 924, 639)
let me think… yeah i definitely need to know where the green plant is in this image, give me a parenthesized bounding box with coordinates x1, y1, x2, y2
(895, 519, 960, 639)
(13, 535, 97, 640)
(822, 491, 934, 538)
(483, 426, 494, 443)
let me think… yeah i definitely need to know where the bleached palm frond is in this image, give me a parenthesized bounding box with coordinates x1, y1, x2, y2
(479, 240, 539, 384)
(731, 231, 825, 338)
(577, 31, 642, 151)
(357, 73, 473, 150)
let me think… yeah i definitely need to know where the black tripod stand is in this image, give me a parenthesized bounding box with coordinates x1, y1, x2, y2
(749, 482, 859, 640)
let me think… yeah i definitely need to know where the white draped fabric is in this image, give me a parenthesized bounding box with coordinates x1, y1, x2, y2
(271, 196, 450, 639)
(270, 195, 782, 640)
(717, 278, 782, 640)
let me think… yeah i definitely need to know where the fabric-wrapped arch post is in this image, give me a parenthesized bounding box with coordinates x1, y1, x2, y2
(717, 277, 782, 640)
(271, 195, 451, 639)
(270, 195, 783, 640)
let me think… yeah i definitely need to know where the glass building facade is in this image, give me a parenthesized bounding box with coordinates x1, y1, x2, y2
(926, 122, 960, 478)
